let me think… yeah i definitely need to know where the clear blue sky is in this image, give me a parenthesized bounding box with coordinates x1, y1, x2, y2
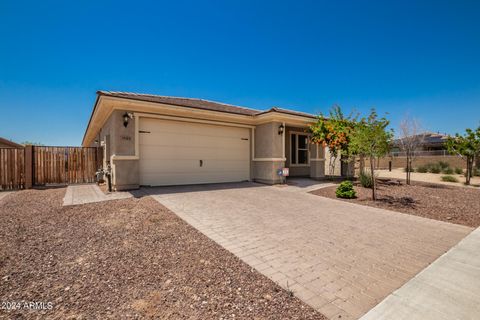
(1, 0, 479, 145)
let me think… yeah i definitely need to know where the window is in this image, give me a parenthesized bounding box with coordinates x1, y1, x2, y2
(290, 133, 309, 165)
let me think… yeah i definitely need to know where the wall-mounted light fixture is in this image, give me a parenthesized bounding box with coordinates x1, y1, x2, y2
(123, 112, 134, 127)
(278, 123, 285, 135)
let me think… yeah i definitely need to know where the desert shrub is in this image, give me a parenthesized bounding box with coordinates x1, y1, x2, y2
(429, 165, 441, 174)
(442, 167, 454, 174)
(437, 161, 450, 170)
(359, 171, 375, 188)
(416, 165, 428, 173)
(441, 175, 459, 183)
(473, 167, 480, 176)
(336, 181, 356, 199)
(454, 167, 463, 174)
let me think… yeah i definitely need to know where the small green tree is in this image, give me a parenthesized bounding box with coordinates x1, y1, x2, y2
(350, 109, 393, 200)
(445, 127, 480, 185)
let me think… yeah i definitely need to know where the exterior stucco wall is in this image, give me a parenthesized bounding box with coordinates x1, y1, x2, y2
(102, 110, 136, 156)
(253, 161, 284, 184)
(254, 122, 283, 158)
(97, 110, 139, 190)
(252, 122, 285, 184)
(112, 159, 139, 191)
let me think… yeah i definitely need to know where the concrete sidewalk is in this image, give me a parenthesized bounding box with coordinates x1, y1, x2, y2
(63, 184, 132, 205)
(361, 227, 480, 320)
(0, 192, 13, 203)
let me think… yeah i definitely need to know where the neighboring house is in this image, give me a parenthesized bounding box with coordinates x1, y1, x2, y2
(0, 137, 23, 148)
(373, 132, 468, 170)
(391, 132, 449, 154)
(82, 91, 327, 190)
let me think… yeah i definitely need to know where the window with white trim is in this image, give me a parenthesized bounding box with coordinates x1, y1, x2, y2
(290, 133, 309, 165)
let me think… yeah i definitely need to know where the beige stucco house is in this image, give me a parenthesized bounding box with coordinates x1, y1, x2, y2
(82, 91, 328, 191)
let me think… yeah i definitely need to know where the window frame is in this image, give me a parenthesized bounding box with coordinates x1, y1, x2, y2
(289, 131, 310, 167)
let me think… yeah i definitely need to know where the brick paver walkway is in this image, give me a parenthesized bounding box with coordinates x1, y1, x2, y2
(147, 182, 471, 319)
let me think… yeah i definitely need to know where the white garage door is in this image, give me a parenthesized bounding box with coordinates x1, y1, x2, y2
(139, 118, 251, 186)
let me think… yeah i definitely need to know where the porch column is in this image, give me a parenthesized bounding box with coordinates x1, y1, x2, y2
(252, 122, 285, 184)
(310, 143, 326, 179)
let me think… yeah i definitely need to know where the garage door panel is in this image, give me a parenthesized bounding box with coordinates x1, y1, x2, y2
(139, 118, 250, 186)
(141, 119, 247, 136)
(140, 133, 248, 149)
(141, 171, 248, 186)
(140, 145, 249, 161)
(140, 159, 249, 173)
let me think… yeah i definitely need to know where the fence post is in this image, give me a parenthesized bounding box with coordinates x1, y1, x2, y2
(24, 145, 33, 189)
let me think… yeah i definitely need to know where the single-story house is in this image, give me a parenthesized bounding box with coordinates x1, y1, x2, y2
(391, 132, 450, 153)
(82, 91, 329, 191)
(0, 137, 23, 148)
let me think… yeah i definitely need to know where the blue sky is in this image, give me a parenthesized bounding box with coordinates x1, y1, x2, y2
(1, 0, 479, 145)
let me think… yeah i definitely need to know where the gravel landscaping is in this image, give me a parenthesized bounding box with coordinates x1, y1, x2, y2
(0, 189, 326, 319)
(311, 180, 480, 228)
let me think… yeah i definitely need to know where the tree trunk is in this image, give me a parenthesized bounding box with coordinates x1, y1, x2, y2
(405, 154, 410, 185)
(370, 156, 376, 200)
(466, 158, 470, 185)
(466, 157, 472, 185)
(329, 153, 336, 177)
(408, 158, 412, 185)
(469, 157, 474, 182)
(359, 155, 365, 175)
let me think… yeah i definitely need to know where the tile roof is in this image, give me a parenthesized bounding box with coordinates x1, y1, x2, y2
(257, 107, 316, 119)
(0, 137, 23, 148)
(97, 91, 260, 116)
(97, 91, 316, 118)
(393, 132, 450, 146)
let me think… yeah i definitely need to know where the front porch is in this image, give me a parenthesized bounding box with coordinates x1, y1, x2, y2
(252, 121, 343, 184)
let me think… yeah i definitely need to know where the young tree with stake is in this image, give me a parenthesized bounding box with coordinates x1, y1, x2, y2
(398, 116, 425, 185)
(350, 110, 393, 200)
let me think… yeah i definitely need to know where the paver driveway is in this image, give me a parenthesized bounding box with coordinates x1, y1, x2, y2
(146, 182, 472, 319)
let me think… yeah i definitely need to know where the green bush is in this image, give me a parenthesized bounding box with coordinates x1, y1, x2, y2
(429, 165, 441, 174)
(416, 165, 428, 173)
(438, 161, 450, 170)
(442, 167, 454, 174)
(454, 167, 463, 174)
(336, 181, 357, 199)
(441, 175, 459, 183)
(404, 167, 415, 172)
(359, 171, 375, 188)
(473, 167, 480, 177)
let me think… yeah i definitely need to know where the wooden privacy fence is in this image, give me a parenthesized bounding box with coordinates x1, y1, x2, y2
(0, 148, 25, 190)
(0, 146, 102, 190)
(33, 146, 100, 185)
